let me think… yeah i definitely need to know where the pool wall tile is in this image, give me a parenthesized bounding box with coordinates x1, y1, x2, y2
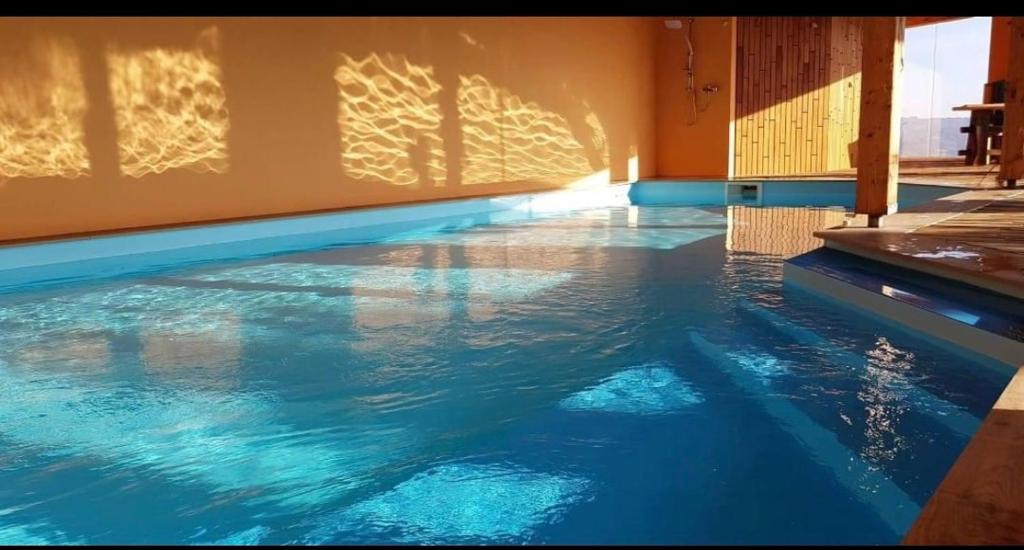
(627, 182, 726, 206)
(0, 184, 629, 292)
(628, 180, 958, 209)
(0, 180, 960, 293)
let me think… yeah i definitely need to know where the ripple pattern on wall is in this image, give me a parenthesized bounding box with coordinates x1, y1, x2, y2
(107, 27, 230, 178)
(335, 53, 447, 187)
(457, 74, 608, 186)
(0, 36, 90, 179)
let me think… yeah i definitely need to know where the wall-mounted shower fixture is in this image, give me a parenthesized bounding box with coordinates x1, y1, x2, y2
(698, 83, 721, 114)
(664, 18, 698, 125)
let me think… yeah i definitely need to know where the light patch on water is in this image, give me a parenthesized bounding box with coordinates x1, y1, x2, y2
(305, 462, 590, 544)
(559, 362, 704, 414)
(0, 370, 410, 511)
(200, 525, 272, 545)
(0, 283, 355, 334)
(0, 521, 82, 545)
(0, 282, 439, 369)
(725, 352, 791, 384)
(190, 263, 572, 302)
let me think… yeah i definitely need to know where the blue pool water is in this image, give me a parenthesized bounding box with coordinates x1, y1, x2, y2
(0, 204, 1011, 545)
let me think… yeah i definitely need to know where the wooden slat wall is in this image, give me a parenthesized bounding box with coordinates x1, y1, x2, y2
(734, 17, 863, 177)
(827, 17, 863, 171)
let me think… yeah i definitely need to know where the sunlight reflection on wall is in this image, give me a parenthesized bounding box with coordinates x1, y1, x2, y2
(457, 74, 609, 186)
(336, 53, 447, 187)
(107, 27, 230, 178)
(627, 146, 640, 183)
(0, 36, 90, 179)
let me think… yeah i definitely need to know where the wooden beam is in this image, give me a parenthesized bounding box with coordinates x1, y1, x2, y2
(905, 16, 966, 28)
(998, 17, 1024, 188)
(856, 17, 905, 223)
(989, 16, 1012, 82)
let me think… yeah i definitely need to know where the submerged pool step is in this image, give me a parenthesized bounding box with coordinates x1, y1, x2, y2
(782, 247, 1024, 368)
(688, 330, 920, 535)
(735, 299, 982, 439)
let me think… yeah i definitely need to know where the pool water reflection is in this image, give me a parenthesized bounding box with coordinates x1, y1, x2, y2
(0, 206, 1010, 544)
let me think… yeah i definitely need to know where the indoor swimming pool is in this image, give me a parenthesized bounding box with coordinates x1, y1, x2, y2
(0, 201, 1013, 544)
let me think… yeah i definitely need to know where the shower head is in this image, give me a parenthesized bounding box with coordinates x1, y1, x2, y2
(664, 19, 683, 29)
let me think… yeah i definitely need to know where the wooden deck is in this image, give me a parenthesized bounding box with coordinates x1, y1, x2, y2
(914, 196, 1024, 254)
(812, 186, 1024, 544)
(816, 187, 1024, 300)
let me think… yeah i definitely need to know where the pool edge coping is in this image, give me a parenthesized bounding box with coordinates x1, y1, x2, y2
(903, 364, 1024, 544)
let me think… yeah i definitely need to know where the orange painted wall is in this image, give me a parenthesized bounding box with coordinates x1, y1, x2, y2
(989, 16, 1011, 82)
(0, 17, 657, 241)
(655, 17, 736, 178)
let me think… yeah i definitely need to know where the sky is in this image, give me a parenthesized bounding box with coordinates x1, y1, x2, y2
(901, 17, 992, 119)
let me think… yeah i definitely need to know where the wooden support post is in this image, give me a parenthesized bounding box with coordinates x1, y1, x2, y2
(999, 17, 1024, 189)
(856, 17, 905, 225)
(975, 110, 993, 166)
(964, 111, 979, 166)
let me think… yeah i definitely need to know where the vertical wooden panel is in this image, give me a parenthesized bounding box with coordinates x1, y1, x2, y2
(856, 17, 905, 218)
(999, 17, 1024, 185)
(827, 17, 862, 170)
(733, 16, 863, 177)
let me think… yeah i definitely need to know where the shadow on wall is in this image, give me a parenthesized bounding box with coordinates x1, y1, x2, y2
(0, 18, 652, 241)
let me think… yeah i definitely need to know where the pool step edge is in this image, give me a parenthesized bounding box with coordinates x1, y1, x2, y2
(782, 251, 1024, 368)
(818, 233, 1024, 302)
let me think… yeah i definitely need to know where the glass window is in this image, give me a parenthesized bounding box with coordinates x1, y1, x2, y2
(901, 17, 992, 158)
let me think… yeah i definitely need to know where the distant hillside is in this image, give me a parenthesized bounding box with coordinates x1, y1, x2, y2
(900, 117, 969, 157)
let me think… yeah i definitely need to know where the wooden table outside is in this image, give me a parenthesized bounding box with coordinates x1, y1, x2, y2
(953, 103, 1005, 166)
